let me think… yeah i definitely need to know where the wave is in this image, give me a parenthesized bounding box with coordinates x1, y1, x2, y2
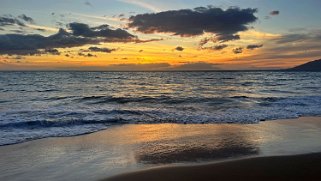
(0, 119, 119, 129)
(36, 89, 60, 93)
(1, 95, 321, 146)
(79, 95, 234, 105)
(2, 96, 321, 128)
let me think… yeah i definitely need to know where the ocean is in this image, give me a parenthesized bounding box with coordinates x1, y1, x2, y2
(1, 71, 321, 146)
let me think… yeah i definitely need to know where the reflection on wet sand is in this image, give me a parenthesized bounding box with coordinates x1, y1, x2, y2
(134, 125, 260, 164)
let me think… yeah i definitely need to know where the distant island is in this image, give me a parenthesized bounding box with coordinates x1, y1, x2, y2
(290, 59, 321, 71)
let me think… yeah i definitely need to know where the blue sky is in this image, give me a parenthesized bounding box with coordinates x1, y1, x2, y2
(2, 0, 321, 34)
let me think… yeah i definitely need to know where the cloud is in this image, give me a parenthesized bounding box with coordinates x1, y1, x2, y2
(84, 1, 93, 7)
(45, 48, 60, 55)
(128, 6, 257, 42)
(133, 38, 164, 43)
(277, 34, 307, 44)
(175, 46, 184, 51)
(0, 23, 138, 55)
(88, 46, 116, 53)
(212, 44, 228, 51)
(18, 14, 35, 24)
(233, 47, 243, 54)
(35, 28, 45, 32)
(275, 30, 321, 44)
(276, 33, 319, 44)
(270, 11, 280, 16)
(233, 30, 321, 63)
(0, 15, 25, 27)
(78, 52, 96, 57)
(0, 14, 35, 27)
(0, 28, 91, 55)
(68, 22, 136, 41)
(247, 44, 263, 50)
(199, 36, 238, 48)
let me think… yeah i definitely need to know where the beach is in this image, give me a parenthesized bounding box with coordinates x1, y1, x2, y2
(1, 117, 321, 181)
(1, 0, 321, 180)
(106, 153, 321, 181)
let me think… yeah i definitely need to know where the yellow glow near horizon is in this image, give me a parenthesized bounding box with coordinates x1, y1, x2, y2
(0, 29, 314, 70)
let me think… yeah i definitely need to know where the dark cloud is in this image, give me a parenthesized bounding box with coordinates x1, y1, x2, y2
(175, 46, 184, 51)
(270, 11, 280, 16)
(84, 1, 93, 7)
(55, 22, 65, 28)
(217, 34, 241, 43)
(233, 47, 243, 54)
(0, 15, 25, 27)
(45, 48, 60, 55)
(18, 14, 35, 24)
(5, 48, 61, 57)
(77, 46, 116, 57)
(212, 44, 228, 51)
(87, 53, 95, 57)
(68, 22, 136, 41)
(88, 46, 116, 53)
(133, 38, 163, 43)
(247, 44, 263, 50)
(0, 28, 93, 55)
(128, 6, 257, 42)
(199, 35, 240, 48)
(199, 37, 214, 47)
(0, 23, 140, 55)
(78, 52, 96, 57)
(36, 28, 46, 32)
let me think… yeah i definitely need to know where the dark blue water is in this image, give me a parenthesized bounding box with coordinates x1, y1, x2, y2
(1, 71, 321, 145)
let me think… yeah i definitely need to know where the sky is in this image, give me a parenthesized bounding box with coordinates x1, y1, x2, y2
(0, 0, 321, 71)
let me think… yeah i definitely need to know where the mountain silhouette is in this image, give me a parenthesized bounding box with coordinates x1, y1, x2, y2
(290, 59, 321, 71)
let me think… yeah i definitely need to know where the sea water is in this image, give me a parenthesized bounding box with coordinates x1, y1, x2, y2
(1, 71, 321, 145)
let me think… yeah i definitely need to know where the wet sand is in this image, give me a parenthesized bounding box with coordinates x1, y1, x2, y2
(106, 153, 321, 181)
(0, 117, 321, 181)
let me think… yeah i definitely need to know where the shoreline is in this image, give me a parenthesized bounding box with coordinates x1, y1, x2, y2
(105, 153, 321, 181)
(1, 115, 320, 148)
(1, 116, 321, 181)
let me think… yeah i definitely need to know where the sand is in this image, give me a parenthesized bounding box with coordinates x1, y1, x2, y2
(1, 117, 321, 181)
(105, 153, 321, 181)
